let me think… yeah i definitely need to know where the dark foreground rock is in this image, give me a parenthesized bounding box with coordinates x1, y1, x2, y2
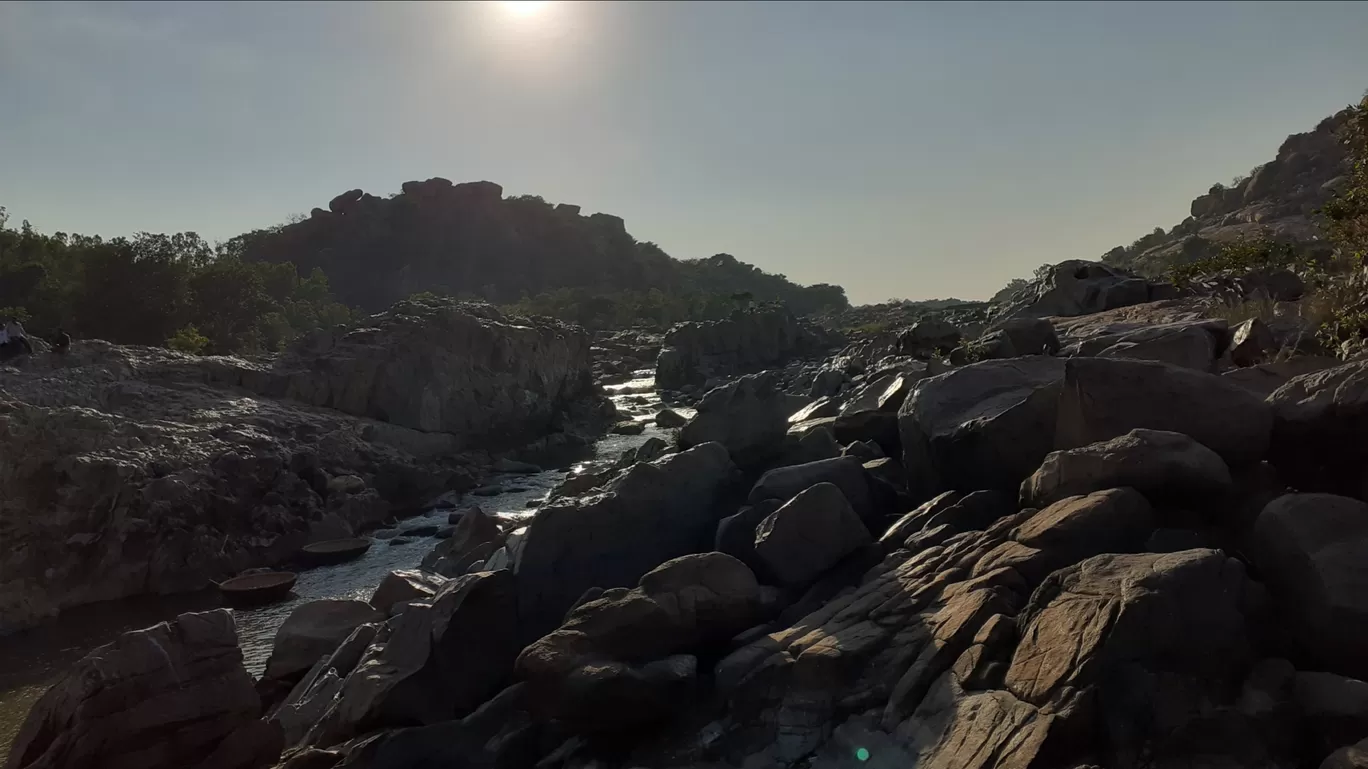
(5, 610, 278, 769)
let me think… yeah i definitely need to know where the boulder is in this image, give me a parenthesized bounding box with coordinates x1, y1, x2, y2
(1230, 318, 1278, 367)
(654, 408, 688, 429)
(610, 420, 645, 435)
(790, 396, 841, 423)
(369, 569, 450, 615)
(1021, 428, 1233, 508)
(754, 482, 873, 586)
(881, 490, 962, 549)
(516, 553, 762, 732)
(1000, 550, 1253, 753)
(301, 570, 520, 748)
(993, 260, 1151, 321)
(715, 500, 782, 579)
(420, 506, 505, 578)
(1096, 323, 1219, 371)
(679, 372, 791, 467)
(1295, 671, 1368, 758)
(1056, 356, 1273, 467)
(975, 317, 1061, 359)
(6, 610, 279, 769)
(1222, 355, 1340, 398)
(263, 600, 387, 685)
(897, 317, 961, 354)
(899, 356, 1066, 500)
(1323, 738, 1368, 769)
(515, 442, 737, 642)
(749, 456, 875, 527)
(1268, 362, 1368, 497)
(1250, 494, 1368, 677)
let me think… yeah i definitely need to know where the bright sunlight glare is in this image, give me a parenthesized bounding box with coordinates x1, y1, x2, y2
(501, 1, 549, 17)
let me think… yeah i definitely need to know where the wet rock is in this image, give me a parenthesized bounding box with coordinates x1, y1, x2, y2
(654, 408, 688, 428)
(1021, 428, 1233, 508)
(899, 356, 1066, 500)
(610, 420, 645, 435)
(755, 483, 873, 587)
(7, 609, 279, 769)
(493, 458, 542, 474)
(679, 372, 791, 467)
(420, 506, 505, 578)
(1056, 356, 1273, 468)
(369, 569, 450, 615)
(1250, 493, 1368, 677)
(515, 442, 737, 642)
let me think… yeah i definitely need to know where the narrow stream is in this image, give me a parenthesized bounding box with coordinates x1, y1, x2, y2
(0, 372, 683, 759)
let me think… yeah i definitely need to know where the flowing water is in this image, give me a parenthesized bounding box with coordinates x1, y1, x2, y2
(0, 373, 682, 760)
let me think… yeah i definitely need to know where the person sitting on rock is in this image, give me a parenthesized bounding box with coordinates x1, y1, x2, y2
(53, 327, 71, 355)
(0, 317, 32, 361)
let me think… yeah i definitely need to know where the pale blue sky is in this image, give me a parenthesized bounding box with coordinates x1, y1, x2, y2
(2, 1, 1366, 303)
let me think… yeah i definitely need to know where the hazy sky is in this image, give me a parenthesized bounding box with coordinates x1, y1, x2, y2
(2, 1, 1367, 304)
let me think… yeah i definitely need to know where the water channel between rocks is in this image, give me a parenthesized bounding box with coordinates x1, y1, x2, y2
(0, 373, 682, 760)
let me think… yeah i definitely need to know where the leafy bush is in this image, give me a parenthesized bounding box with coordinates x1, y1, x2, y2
(1167, 237, 1306, 287)
(166, 325, 210, 354)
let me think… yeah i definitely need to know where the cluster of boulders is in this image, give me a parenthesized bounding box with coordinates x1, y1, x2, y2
(591, 329, 662, 384)
(655, 305, 837, 392)
(0, 299, 610, 632)
(17, 283, 1368, 769)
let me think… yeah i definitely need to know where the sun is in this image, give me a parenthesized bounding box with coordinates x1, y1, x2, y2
(501, 1, 549, 17)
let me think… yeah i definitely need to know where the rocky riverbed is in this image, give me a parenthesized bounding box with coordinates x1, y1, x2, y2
(9, 264, 1368, 769)
(0, 364, 681, 759)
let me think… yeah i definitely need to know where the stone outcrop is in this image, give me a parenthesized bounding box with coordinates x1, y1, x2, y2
(1099, 107, 1351, 276)
(990, 260, 1158, 322)
(655, 306, 831, 390)
(1021, 428, 1233, 508)
(5, 610, 278, 769)
(244, 298, 604, 447)
(0, 299, 607, 632)
(754, 483, 872, 586)
(514, 442, 738, 642)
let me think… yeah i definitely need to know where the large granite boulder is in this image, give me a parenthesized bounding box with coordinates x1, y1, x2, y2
(748, 456, 875, 527)
(898, 356, 1066, 501)
(992, 260, 1151, 322)
(420, 505, 505, 578)
(516, 553, 763, 732)
(514, 442, 738, 642)
(1250, 494, 1368, 678)
(6, 609, 280, 769)
(974, 317, 1060, 359)
(678, 372, 791, 467)
(262, 600, 386, 685)
(1056, 356, 1273, 467)
(296, 570, 520, 749)
(755, 482, 873, 586)
(655, 306, 830, 390)
(1021, 428, 1233, 508)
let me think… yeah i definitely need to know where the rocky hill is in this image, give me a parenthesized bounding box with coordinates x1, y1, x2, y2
(1101, 107, 1355, 276)
(226, 178, 848, 317)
